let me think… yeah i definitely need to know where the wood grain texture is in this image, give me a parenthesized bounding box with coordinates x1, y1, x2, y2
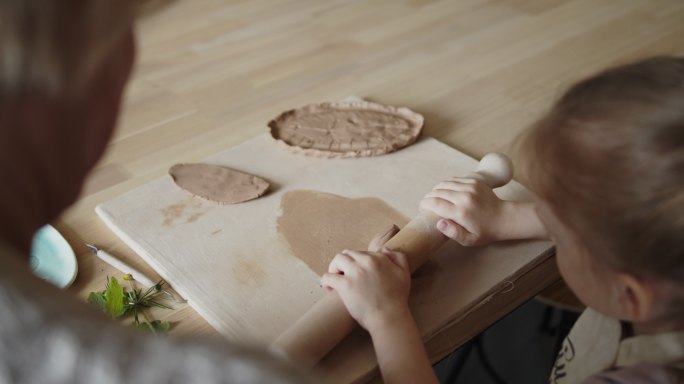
(59, 0, 684, 374)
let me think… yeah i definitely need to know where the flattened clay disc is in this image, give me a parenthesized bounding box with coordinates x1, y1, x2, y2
(268, 100, 424, 158)
(169, 163, 270, 204)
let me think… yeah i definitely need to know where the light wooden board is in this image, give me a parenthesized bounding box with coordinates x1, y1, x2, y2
(96, 133, 551, 381)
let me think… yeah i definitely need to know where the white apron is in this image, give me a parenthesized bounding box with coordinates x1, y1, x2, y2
(549, 308, 684, 384)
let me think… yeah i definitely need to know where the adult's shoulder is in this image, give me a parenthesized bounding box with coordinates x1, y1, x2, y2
(0, 241, 317, 384)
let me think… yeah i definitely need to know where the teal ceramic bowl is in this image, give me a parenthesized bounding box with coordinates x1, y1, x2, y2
(30, 225, 78, 288)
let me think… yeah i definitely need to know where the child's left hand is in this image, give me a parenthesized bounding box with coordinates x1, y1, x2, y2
(419, 177, 512, 246)
(320, 248, 411, 333)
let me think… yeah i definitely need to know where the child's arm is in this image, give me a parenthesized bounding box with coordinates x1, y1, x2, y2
(420, 177, 548, 245)
(321, 249, 438, 384)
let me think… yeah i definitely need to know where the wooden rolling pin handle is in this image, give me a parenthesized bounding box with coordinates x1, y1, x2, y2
(270, 153, 513, 367)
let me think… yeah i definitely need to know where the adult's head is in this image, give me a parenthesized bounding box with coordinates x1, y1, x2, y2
(0, 0, 136, 252)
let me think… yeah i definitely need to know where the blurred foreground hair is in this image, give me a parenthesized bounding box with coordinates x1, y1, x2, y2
(0, 0, 135, 98)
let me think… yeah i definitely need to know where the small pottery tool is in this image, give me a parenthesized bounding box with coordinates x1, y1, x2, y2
(85, 243, 186, 303)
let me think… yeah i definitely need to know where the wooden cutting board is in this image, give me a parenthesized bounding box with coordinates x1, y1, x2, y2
(96, 133, 552, 382)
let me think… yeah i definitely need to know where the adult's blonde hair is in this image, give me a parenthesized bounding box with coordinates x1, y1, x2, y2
(0, 0, 135, 98)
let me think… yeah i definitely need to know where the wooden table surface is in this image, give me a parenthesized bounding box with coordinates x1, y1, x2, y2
(60, 0, 684, 371)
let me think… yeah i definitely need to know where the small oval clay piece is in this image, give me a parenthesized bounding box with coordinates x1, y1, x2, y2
(268, 99, 423, 158)
(169, 163, 270, 204)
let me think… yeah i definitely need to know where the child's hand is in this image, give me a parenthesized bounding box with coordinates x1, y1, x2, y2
(419, 177, 512, 246)
(320, 248, 411, 333)
(322, 228, 437, 384)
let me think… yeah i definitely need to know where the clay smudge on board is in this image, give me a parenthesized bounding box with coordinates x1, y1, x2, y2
(211, 229, 223, 236)
(161, 202, 188, 226)
(277, 190, 409, 276)
(232, 257, 266, 287)
(161, 199, 206, 226)
(186, 210, 206, 224)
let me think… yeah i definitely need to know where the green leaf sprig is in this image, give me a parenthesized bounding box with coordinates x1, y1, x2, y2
(88, 276, 173, 334)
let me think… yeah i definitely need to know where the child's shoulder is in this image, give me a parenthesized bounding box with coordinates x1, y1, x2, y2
(551, 308, 684, 384)
(583, 363, 683, 384)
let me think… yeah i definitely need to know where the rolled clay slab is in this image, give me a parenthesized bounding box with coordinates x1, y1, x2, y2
(169, 163, 270, 204)
(268, 99, 424, 158)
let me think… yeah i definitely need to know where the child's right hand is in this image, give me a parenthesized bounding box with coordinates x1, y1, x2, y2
(322, 246, 438, 384)
(419, 177, 514, 246)
(320, 248, 411, 333)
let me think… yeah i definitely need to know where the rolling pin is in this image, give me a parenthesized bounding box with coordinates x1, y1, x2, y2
(270, 152, 513, 367)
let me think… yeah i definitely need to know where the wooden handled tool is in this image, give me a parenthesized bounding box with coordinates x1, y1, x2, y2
(270, 152, 514, 367)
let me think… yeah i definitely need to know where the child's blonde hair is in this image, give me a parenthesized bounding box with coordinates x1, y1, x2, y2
(521, 57, 684, 309)
(0, 0, 135, 98)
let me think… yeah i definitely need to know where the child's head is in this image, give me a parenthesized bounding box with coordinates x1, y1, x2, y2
(521, 57, 684, 328)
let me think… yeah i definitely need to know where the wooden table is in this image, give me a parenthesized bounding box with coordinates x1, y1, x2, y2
(60, 0, 684, 378)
